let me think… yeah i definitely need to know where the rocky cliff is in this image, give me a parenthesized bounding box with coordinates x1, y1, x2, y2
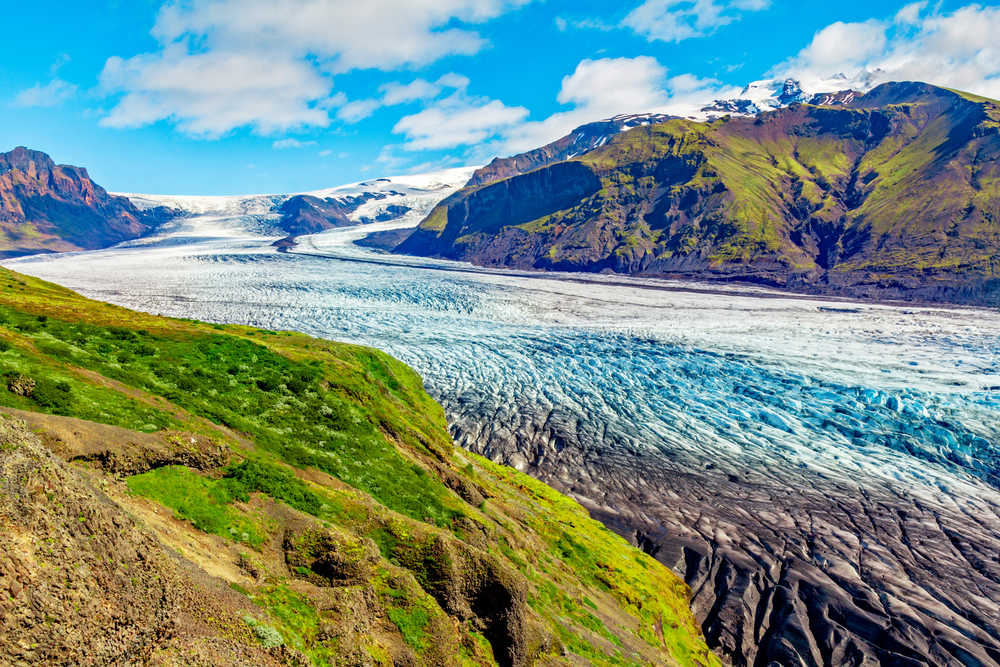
(0, 147, 175, 258)
(397, 82, 1000, 305)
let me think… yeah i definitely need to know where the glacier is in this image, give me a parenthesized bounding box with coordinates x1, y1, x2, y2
(5, 175, 1000, 666)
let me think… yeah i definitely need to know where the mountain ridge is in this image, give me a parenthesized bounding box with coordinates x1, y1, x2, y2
(396, 81, 1000, 306)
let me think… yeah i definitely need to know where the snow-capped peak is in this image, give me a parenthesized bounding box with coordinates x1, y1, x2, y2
(691, 73, 871, 122)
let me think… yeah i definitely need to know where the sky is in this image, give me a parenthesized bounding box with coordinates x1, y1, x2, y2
(1, 0, 998, 195)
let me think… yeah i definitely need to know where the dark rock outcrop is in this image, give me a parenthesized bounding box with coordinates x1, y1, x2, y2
(397, 161, 602, 260)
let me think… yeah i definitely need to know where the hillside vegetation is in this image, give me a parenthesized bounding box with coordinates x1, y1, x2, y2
(398, 82, 1000, 305)
(0, 266, 716, 666)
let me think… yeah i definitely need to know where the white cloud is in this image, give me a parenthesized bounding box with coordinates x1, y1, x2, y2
(100, 47, 332, 136)
(557, 57, 670, 113)
(437, 73, 472, 90)
(332, 73, 472, 127)
(393, 94, 529, 151)
(337, 99, 381, 123)
(624, 0, 770, 43)
(894, 2, 926, 25)
(13, 79, 78, 108)
(153, 0, 529, 72)
(388, 55, 737, 159)
(380, 79, 443, 105)
(777, 3, 1000, 99)
(273, 138, 316, 149)
(100, 0, 531, 137)
(783, 20, 888, 75)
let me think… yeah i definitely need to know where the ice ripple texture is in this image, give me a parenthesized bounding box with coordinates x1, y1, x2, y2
(7, 218, 1000, 666)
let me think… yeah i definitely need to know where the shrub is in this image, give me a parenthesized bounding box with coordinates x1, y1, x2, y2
(223, 459, 325, 516)
(242, 615, 285, 649)
(253, 623, 284, 648)
(30, 378, 74, 412)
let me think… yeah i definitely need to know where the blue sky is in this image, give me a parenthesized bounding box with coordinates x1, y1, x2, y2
(1, 0, 997, 194)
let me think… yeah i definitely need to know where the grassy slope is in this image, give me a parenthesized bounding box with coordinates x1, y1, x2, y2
(0, 266, 717, 667)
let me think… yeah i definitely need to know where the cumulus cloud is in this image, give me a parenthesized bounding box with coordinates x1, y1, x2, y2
(557, 57, 670, 113)
(378, 74, 468, 107)
(100, 0, 530, 137)
(624, 0, 770, 43)
(389, 55, 737, 160)
(334, 74, 471, 126)
(13, 79, 78, 108)
(780, 20, 888, 79)
(100, 47, 331, 136)
(777, 3, 1000, 98)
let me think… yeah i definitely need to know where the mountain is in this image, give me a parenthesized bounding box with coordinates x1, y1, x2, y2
(455, 78, 865, 191)
(0, 147, 176, 258)
(0, 148, 471, 258)
(0, 266, 716, 665)
(396, 82, 1000, 306)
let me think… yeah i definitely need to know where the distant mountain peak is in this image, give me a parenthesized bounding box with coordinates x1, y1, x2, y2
(0, 147, 177, 258)
(699, 76, 858, 120)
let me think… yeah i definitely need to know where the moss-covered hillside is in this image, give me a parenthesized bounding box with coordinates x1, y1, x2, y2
(397, 82, 1000, 305)
(0, 266, 716, 666)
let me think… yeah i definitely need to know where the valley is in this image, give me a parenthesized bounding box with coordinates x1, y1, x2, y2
(7, 195, 1000, 665)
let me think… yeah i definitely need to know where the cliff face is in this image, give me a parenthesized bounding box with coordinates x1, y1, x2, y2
(397, 82, 1000, 305)
(0, 147, 173, 257)
(398, 161, 602, 260)
(0, 266, 717, 666)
